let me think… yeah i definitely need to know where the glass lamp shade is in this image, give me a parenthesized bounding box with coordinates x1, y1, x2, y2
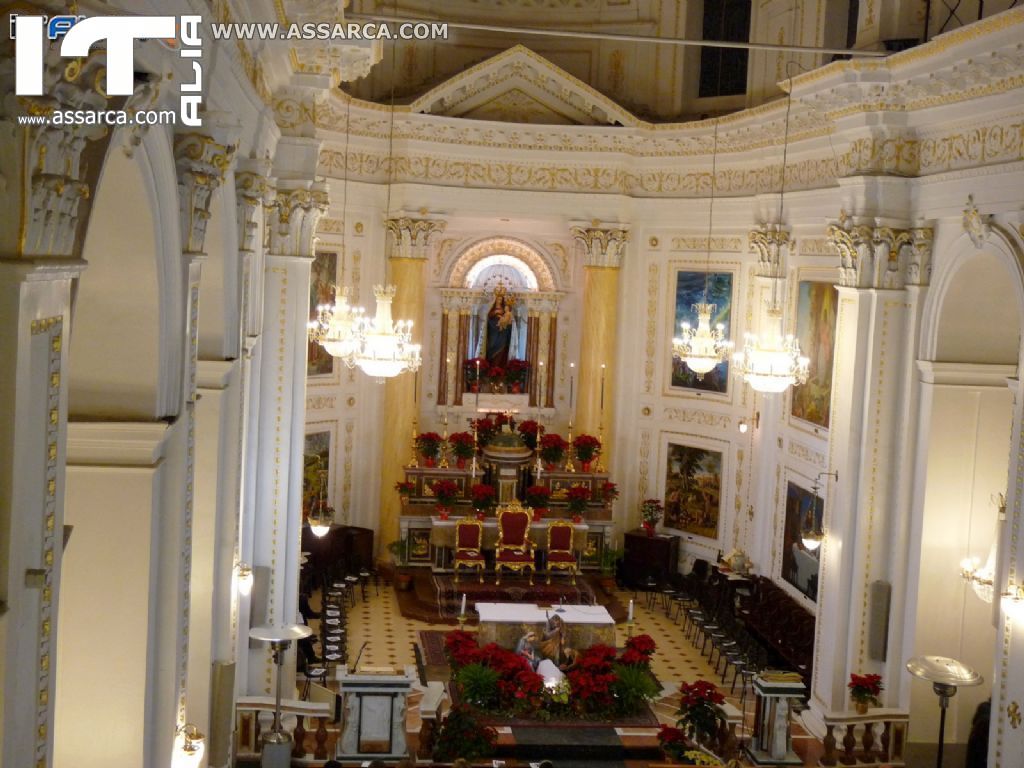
(801, 532, 823, 551)
(673, 303, 732, 378)
(172, 726, 205, 768)
(236, 563, 254, 596)
(309, 286, 364, 364)
(733, 332, 810, 393)
(351, 285, 422, 379)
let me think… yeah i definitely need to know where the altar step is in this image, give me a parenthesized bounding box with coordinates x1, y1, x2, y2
(496, 725, 663, 762)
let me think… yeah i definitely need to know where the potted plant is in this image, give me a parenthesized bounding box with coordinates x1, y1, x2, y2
(572, 434, 601, 472)
(447, 431, 475, 469)
(472, 416, 497, 448)
(394, 480, 415, 498)
(566, 485, 591, 523)
(641, 498, 664, 536)
(676, 679, 726, 749)
(487, 364, 506, 393)
(430, 479, 460, 519)
(470, 483, 497, 519)
(848, 673, 883, 713)
(386, 539, 413, 591)
(599, 480, 620, 507)
(524, 484, 551, 521)
(539, 433, 570, 470)
(432, 704, 497, 762)
(415, 431, 444, 467)
(599, 546, 623, 592)
(506, 359, 530, 393)
(517, 419, 540, 450)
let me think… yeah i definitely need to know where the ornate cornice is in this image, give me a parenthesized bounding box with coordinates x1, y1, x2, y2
(571, 224, 630, 269)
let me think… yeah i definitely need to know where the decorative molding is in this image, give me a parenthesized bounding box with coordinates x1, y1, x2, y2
(788, 439, 827, 468)
(662, 407, 732, 429)
(644, 262, 658, 394)
(962, 194, 992, 249)
(799, 238, 835, 256)
(748, 224, 790, 280)
(571, 224, 630, 269)
(386, 216, 447, 261)
(447, 236, 558, 291)
(66, 422, 171, 466)
(267, 183, 329, 258)
(174, 130, 237, 255)
(306, 395, 338, 410)
(670, 236, 744, 252)
(638, 430, 651, 500)
(827, 219, 933, 289)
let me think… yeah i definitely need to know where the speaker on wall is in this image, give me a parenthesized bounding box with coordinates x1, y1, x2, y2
(868, 580, 891, 662)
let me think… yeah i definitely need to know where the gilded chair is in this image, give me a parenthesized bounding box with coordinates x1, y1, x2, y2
(453, 518, 485, 583)
(546, 520, 577, 585)
(495, 501, 534, 585)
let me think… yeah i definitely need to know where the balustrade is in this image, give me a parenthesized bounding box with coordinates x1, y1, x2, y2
(820, 709, 909, 767)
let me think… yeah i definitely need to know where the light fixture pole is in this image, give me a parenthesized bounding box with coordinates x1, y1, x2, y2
(906, 655, 983, 768)
(249, 624, 314, 767)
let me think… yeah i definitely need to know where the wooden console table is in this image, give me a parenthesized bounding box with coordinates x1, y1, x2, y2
(622, 529, 679, 589)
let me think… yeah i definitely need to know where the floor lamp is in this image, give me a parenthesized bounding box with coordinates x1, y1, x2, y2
(906, 655, 983, 768)
(250, 624, 314, 767)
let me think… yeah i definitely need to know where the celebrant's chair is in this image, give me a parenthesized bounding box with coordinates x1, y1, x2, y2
(546, 520, 577, 585)
(495, 502, 534, 585)
(453, 519, 485, 583)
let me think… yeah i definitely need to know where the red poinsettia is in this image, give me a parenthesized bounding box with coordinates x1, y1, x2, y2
(415, 431, 444, 459)
(448, 431, 476, 459)
(848, 673, 883, 705)
(445, 629, 482, 669)
(676, 679, 726, 746)
(539, 433, 569, 464)
(619, 633, 657, 666)
(394, 481, 416, 497)
(565, 485, 591, 514)
(657, 724, 692, 762)
(517, 419, 540, 449)
(567, 644, 618, 713)
(524, 485, 551, 508)
(472, 417, 497, 447)
(600, 480, 620, 503)
(470, 483, 497, 512)
(430, 479, 460, 507)
(572, 434, 602, 462)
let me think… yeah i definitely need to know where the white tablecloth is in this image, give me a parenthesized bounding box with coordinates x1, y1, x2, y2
(475, 602, 613, 625)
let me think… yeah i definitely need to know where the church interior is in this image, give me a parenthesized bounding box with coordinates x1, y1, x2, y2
(3, 1, 1024, 767)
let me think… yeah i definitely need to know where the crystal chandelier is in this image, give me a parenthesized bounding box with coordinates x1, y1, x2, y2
(733, 72, 808, 395)
(349, 284, 422, 380)
(309, 285, 364, 364)
(672, 123, 732, 378)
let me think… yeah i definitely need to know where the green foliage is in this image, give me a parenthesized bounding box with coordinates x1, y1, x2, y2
(455, 663, 500, 709)
(600, 547, 623, 575)
(611, 662, 659, 714)
(386, 539, 406, 565)
(433, 705, 497, 762)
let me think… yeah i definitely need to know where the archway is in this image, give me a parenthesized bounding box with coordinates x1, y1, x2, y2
(908, 238, 1023, 763)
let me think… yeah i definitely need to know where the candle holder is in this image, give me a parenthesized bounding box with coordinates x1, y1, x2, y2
(565, 420, 576, 473)
(406, 419, 419, 469)
(626, 619, 634, 639)
(595, 423, 607, 473)
(439, 414, 450, 469)
(457, 612, 467, 631)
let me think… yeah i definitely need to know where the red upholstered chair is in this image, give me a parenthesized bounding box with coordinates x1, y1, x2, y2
(453, 519, 485, 583)
(495, 502, 534, 585)
(546, 520, 577, 585)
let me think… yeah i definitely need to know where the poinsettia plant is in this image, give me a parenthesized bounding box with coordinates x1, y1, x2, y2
(470, 483, 497, 513)
(472, 416, 497, 447)
(430, 479, 460, 507)
(657, 724, 691, 762)
(572, 434, 602, 462)
(641, 498, 664, 526)
(517, 419, 540, 449)
(600, 480, 620, 504)
(394, 480, 415, 497)
(676, 679, 726, 746)
(619, 633, 656, 666)
(448, 431, 476, 459)
(566, 485, 591, 514)
(414, 431, 444, 459)
(539, 433, 570, 465)
(848, 673, 883, 706)
(524, 485, 551, 509)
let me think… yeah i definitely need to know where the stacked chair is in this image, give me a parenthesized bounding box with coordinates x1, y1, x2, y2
(319, 580, 350, 674)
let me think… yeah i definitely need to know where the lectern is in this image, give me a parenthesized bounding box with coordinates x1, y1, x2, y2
(336, 669, 415, 760)
(745, 671, 805, 765)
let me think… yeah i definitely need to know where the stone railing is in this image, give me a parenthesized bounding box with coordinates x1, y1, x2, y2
(235, 696, 333, 762)
(820, 708, 909, 766)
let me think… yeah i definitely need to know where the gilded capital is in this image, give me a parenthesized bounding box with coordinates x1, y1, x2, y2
(174, 130, 238, 254)
(386, 216, 447, 260)
(235, 158, 274, 252)
(570, 224, 630, 268)
(827, 218, 932, 289)
(267, 182, 330, 258)
(748, 224, 790, 279)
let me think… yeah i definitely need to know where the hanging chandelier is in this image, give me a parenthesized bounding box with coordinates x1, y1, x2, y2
(734, 71, 808, 395)
(309, 285, 364, 364)
(800, 471, 837, 551)
(349, 285, 422, 380)
(672, 124, 733, 379)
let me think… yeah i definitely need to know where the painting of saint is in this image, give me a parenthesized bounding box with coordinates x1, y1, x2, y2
(307, 251, 338, 377)
(302, 431, 331, 516)
(663, 443, 722, 539)
(781, 481, 822, 601)
(670, 271, 732, 393)
(791, 281, 837, 428)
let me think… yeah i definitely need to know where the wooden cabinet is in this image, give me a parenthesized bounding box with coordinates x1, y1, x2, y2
(623, 530, 680, 588)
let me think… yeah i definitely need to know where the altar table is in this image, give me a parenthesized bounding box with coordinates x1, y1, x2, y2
(474, 602, 615, 649)
(429, 516, 589, 551)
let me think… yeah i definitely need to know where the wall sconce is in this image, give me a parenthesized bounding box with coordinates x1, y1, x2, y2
(172, 723, 205, 768)
(236, 563, 254, 596)
(738, 412, 760, 433)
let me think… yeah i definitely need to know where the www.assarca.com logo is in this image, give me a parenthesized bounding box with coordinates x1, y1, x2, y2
(12, 15, 204, 126)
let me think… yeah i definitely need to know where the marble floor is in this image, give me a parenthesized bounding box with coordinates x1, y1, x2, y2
(313, 578, 824, 766)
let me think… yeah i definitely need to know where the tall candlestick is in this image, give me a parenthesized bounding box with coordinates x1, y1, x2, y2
(628, 599, 634, 622)
(569, 362, 575, 412)
(475, 359, 481, 410)
(600, 363, 606, 411)
(460, 593, 467, 616)
(413, 370, 418, 405)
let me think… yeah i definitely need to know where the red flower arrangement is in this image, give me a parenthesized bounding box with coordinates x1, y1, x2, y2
(600, 480, 620, 504)
(415, 431, 444, 462)
(517, 419, 540, 449)
(566, 485, 591, 515)
(448, 431, 476, 460)
(470, 483, 497, 514)
(524, 485, 551, 509)
(539, 433, 570, 466)
(487, 364, 506, 381)
(848, 673, 883, 706)
(433, 704, 497, 762)
(445, 629, 482, 669)
(572, 434, 602, 463)
(472, 416, 497, 447)
(430, 479, 460, 508)
(394, 480, 416, 497)
(656, 724, 691, 762)
(464, 358, 487, 382)
(619, 633, 657, 666)
(567, 644, 618, 713)
(676, 679, 726, 746)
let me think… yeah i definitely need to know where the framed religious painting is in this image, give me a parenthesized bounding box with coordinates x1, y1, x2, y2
(790, 280, 837, 429)
(663, 441, 723, 540)
(781, 480, 822, 601)
(407, 528, 432, 564)
(670, 270, 733, 394)
(307, 251, 338, 377)
(302, 430, 332, 516)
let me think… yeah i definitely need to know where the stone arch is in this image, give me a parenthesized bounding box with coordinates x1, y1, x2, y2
(446, 236, 559, 291)
(68, 125, 184, 420)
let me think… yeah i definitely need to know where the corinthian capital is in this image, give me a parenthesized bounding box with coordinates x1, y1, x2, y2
(827, 218, 932, 289)
(570, 223, 630, 268)
(267, 182, 329, 258)
(747, 224, 790, 279)
(235, 158, 274, 253)
(386, 216, 447, 260)
(174, 128, 238, 255)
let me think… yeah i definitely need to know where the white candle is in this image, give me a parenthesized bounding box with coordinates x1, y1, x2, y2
(628, 599, 634, 622)
(475, 360, 481, 410)
(569, 363, 575, 411)
(461, 593, 467, 616)
(600, 363, 606, 411)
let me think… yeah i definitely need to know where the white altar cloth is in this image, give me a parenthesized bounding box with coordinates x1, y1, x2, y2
(474, 602, 613, 625)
